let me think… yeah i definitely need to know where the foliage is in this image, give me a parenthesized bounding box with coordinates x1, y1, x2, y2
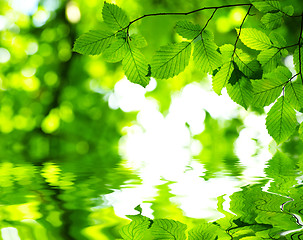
(120, 151, 303, 240)
(74, 0, 303, 145)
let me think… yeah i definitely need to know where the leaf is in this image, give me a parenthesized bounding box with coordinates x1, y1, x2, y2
(293, 46, 303, 75)
(212, 62, 234, 95)
(188, 222, 228, 240)
(120, 215, 151, 240)
(122, 47, 150, 87)
(283, 5, 294, 16)
(250, 0, 281, 13)
(266, 96, 297, 144)
(227, 76, 253, 109)
(257, 48, 281, 73)
(285, 81, 303, 112)
(130, 34, 147, 48)
(252, 66, 291, 107)
(239, 28, 272, 50)
(261, 12, 283, 29)
(269, 32, 286, 48)
(73, 30, 114, 55)
(102, 2, 129, 30)
(234, 49, 261, 78)
(103, 39, 128, 62)
(175, 21, 201, 40)
(193, 30, 222, 73)
(150, 219, 187, 240)
(151, 42, 191, 79)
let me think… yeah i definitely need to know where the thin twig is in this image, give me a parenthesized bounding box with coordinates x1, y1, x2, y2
(232, 5, 252, 61)
(298, 14, 303, 85)
(123, 3, 252, 31)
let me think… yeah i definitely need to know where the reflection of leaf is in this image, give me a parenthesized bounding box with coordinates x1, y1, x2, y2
(73, 30, 114, 55)
(266, 96, 297, 144)
(265, 151, 298, 195)
(230, 185, 295, 228)
(102, 2, 130, 30)
(151, 42, 191, 79)
(188, 222, 228, 240)
(150, 219, 187, 240)
(120, 215, 151, 240)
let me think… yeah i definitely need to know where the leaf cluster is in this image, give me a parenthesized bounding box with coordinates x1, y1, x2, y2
(73, 0, 303, 144)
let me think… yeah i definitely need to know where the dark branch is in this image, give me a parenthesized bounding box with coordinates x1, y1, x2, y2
(299, 13, 303, 84)
(232, 5, 252, 61)
(125, 4, 252, 29)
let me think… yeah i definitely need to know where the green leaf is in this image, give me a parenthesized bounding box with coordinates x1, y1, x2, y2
(123, 47, 150, 87)
(212, 62, 234, 95)
(239, 28, 272, 50)
(283, 5, 294, 16)
(188, 222, 227, 240)
(175, 21, 201, 40)
(285, 81, 303, 112)
(250, 0, 281, 13)
(269, 32, 286, 48)
(193, 30, 222, 73)
(266, 96, 297, 144)
(102, 2, 129, 30)
(73, 30, 114, 55)
(103, 39, 128, 62)
(252, 66, 291, 107)
(120, 215, 151, 240)
(257, 48, 281, 73)
(130, 34, 147, 48)
(234, 49, 261, 78)
(151, 42, 191, 79)
(293, 46, 303, 75)
(261, 12, 283, 29)
(227, 76, 253, 109)
(150, 219, 187, 240)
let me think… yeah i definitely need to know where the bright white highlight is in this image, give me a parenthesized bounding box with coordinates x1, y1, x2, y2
(66, 2, 81, 24)
(1, 227, 21, 240)
(104, 76, 273, 219)
(0, 48, 11, 63)
(11, 0, 39, 15)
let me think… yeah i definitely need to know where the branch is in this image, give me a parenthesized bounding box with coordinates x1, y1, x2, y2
(299, 13, 303, 84)
(124, 3, 252, 30)
(232, 5, 252, 61)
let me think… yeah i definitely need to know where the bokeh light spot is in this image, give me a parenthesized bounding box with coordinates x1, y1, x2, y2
(66, 1, 81, 23)
(0, 48, 11, 63)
